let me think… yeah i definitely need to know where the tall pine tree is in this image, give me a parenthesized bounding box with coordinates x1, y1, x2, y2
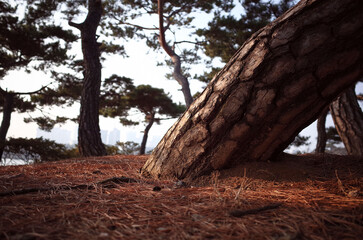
(0, 1, 76, 160)
(103, 0, 234, 107)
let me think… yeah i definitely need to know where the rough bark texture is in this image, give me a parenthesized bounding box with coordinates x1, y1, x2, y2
(330, 87, 363, 155)
(157, 0, 193, 107)
(142, 0, 363, 180)
(315, 108, 328, 153)
(0, 92, 14, 160)
(70, 0, 106, 157)
(139, 113, 155, 155)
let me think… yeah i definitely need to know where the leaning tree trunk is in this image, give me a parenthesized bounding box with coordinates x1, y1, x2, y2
(139, 113, 155, 155)
(69, 0, 106, 157)
(157, 0, 193, 108)
(330, 87, 363, 155)
(315, 108, 328, 153)
(0, 92, 14, 160)
(142, 0, 363, 180)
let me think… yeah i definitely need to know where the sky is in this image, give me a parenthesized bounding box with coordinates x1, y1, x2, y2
(1, 1, 362, 153)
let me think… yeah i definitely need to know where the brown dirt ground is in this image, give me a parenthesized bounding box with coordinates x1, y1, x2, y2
(0, 153, 362, 240)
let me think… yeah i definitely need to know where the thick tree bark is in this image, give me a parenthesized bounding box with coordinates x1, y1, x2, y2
(315, 108, 328, 153)
(142, 0, 363, 180)
(330, 87, 363, 155)
(139, 113, 155, 155)
(0, 91, 14, 160)
(69, 0, 106, 157)
(157, 0, 193, 108)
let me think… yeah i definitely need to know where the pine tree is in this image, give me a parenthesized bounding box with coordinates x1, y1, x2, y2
(100, 81, 185, 155)
(0, 1, 76, 160)
(127, 85, 185, 154)
(103, 0, 234, 107)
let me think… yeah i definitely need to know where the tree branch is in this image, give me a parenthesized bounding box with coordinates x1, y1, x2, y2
(157, 0, 193, 107)
(17, 85, 50, 96)
(174, 40, 205, 46)
(120, 21, 159, 31)
(0, 87, 8, 95)
(158, 0, 175, 58)
(141, 5, 156, 15)
(109, 12, 159, 31)
(0, 82, 53, 96)
(166, 3, 189, 19)
(68, 20, 83, 30)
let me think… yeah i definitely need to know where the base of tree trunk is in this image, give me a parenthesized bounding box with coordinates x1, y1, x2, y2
(330, 87, 363, 156)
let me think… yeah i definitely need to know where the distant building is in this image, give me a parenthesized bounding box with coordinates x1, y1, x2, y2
(126, 131, 142, 144)
(36, 128, 72, 144)
(101, 130, 108, 144)
(107, 128, 121, 145)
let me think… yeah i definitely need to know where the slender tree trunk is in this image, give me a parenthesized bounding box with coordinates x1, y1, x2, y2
(330, 87, 363, 155)
(171, 55, 194, 107)
(69, 0, 106, 157)
(157, 0, 193, 107)
(315, 108, 328, 153)
(0, 92, 14, 160)
(139, 113, 155, 155)
(142, 0, 363, 180)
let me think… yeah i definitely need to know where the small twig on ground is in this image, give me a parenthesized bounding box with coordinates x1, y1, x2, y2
(98, 176, 138, 185)
(229, 203, 283, 217)
(211, 171, 223, 200)
(335, 170, 347, 195)
(235, 168, 249, 200)
(0, 187, 50, 197)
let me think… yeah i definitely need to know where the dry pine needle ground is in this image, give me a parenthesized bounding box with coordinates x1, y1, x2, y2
(0, 154, 362, 240)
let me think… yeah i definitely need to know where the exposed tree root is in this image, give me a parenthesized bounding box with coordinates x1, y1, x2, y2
(0, 176, 138, 197)
(229, 203, 283, 217)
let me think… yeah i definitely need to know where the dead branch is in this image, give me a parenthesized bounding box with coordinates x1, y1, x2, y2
(229, 203, 283, 217)
(0, 176, 138, 197)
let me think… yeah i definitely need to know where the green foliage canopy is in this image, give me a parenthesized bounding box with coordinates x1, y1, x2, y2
(0, 0, 77, 78)
(128, 84, 185, 121)
(0, 0, 78, 131)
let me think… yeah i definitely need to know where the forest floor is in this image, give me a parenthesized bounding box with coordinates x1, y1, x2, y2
(0, 153, 362, 240)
